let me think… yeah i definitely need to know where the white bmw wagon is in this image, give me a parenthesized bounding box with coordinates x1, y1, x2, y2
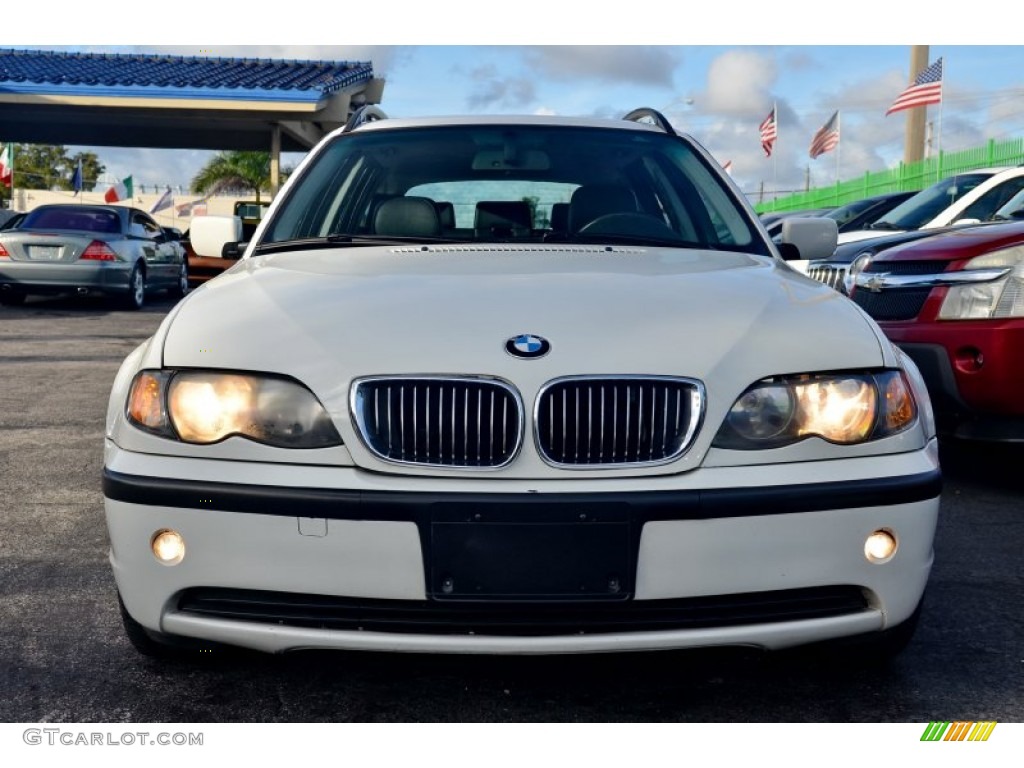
(103, 108, 941, 659)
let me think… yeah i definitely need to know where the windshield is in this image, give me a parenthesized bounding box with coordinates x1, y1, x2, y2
(260, 124, 768, 255)
(992, 187, 1024, 220)
(824, 199, 876, 225)
(871, 173, 992, 230)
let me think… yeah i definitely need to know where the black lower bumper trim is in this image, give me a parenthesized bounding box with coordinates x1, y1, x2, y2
(102, 466, 942, 522)
(176, 586, 871, 636)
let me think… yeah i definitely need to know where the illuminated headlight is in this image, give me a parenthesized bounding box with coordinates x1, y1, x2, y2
(713, 371, 917, 449)
(843, 251, 873, 294)
(938, 245, 1024, 319)
(127, 370, 343, 448)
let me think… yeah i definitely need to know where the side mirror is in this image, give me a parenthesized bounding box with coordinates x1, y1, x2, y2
(778, 217, 838, 261)
(190, 216, 243, 259)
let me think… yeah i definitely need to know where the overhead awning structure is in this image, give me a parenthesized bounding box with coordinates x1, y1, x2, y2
(0, 48, 385, 192)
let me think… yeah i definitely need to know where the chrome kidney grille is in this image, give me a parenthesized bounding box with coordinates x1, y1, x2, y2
(352, 377, 523, 468)
(535, 377, 704, 467)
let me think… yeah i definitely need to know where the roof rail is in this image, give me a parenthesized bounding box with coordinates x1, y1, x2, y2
(622, 108, 677, 136)
(343, 105, 389, 133)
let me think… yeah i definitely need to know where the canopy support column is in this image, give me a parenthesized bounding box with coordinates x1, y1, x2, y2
(270, 124, 281, 198)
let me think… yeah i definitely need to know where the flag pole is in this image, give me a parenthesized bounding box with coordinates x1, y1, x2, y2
(773, 101, 778, 205)
(937, 60, 945, 182)
(835, 111, 841, 203)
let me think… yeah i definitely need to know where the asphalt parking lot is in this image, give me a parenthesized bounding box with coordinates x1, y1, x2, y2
(1, 293, 1022, 723)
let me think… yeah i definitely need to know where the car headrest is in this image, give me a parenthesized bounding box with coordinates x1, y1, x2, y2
(374, 197, 441, 238)
(549, 202, 569, 232)
(435, 201, 456, 230)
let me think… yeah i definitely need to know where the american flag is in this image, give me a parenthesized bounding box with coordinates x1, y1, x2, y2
(809, 111, 840, 159)
(886, 58, 943, 116)
(759, 106, 777, 157)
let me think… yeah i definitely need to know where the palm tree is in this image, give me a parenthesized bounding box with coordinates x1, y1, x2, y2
(190, 151, 275, 202)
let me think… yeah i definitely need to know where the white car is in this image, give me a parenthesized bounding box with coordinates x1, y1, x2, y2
(104, 108, 940, 660)
(838, 167, 1024, 245)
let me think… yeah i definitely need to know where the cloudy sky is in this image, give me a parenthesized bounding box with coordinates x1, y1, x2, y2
(10, 9, 1023, 201)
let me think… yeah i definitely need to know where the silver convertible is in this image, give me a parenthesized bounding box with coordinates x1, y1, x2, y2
(0, 203, 188, 308)
(104, 108, 941, 661)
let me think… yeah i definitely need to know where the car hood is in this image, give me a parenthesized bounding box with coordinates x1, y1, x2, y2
(875, 220, 1024, 264)
(160, 244, 886, 473)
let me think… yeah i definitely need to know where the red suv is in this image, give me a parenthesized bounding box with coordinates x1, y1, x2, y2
(850, 221, 1024, 441)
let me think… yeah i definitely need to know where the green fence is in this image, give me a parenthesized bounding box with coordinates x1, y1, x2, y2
(754, 137, 1024, 213)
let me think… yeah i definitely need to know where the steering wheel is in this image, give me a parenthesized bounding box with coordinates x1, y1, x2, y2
(577, 212, 679, 239)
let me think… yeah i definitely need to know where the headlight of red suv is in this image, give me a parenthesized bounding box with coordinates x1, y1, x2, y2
(938, 245, 1024, 319)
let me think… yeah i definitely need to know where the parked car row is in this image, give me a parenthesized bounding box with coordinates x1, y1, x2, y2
(789, 171, 1024, 444)
(846, 221, 1024, 443)
(759, 191, 915, 240)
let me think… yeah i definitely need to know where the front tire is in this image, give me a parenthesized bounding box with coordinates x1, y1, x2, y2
(118, 593, 230, 660)
(118, 593, 183, 658)
(807, 597, 925, 667)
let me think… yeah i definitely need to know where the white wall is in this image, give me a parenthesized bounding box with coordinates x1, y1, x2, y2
(7, 189, 267, 230)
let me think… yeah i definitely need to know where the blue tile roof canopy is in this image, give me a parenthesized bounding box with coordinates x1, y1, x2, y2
(0, 48, 375, 103)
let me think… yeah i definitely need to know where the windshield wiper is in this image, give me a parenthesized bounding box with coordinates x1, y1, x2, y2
(869, 221, 900, 230)
(254, 234, 461, 254)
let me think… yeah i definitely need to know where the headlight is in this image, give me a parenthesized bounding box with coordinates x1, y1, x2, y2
(938, 245, 1024, 319)
(843, 251, 873, 294)
(713, 371, 917, 449)
(127, 370, 343, 448)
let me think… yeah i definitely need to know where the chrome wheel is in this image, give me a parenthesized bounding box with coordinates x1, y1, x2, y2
(172, 262, 189, 298)
(121, 265, 145, 310)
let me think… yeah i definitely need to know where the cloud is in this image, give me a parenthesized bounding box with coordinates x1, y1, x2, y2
(465, 64, 537, 109)
(699, 50, 778, 116)
(521, 46, 678, 88)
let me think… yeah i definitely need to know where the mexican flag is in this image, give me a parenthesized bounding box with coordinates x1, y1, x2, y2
(0, 143, 12, 188)
(104, 175, 134, 203)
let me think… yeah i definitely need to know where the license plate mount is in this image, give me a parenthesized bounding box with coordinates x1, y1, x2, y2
(428, 504, 633, 601)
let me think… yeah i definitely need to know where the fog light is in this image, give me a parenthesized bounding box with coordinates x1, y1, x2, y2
(151, 529, 185, 566)
(864, 529, 898, 563)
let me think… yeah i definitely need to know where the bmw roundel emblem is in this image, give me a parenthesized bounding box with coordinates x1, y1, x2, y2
(505, 334, 551, 359)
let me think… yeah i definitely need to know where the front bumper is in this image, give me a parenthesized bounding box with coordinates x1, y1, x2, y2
(104, 441, 941, 654)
